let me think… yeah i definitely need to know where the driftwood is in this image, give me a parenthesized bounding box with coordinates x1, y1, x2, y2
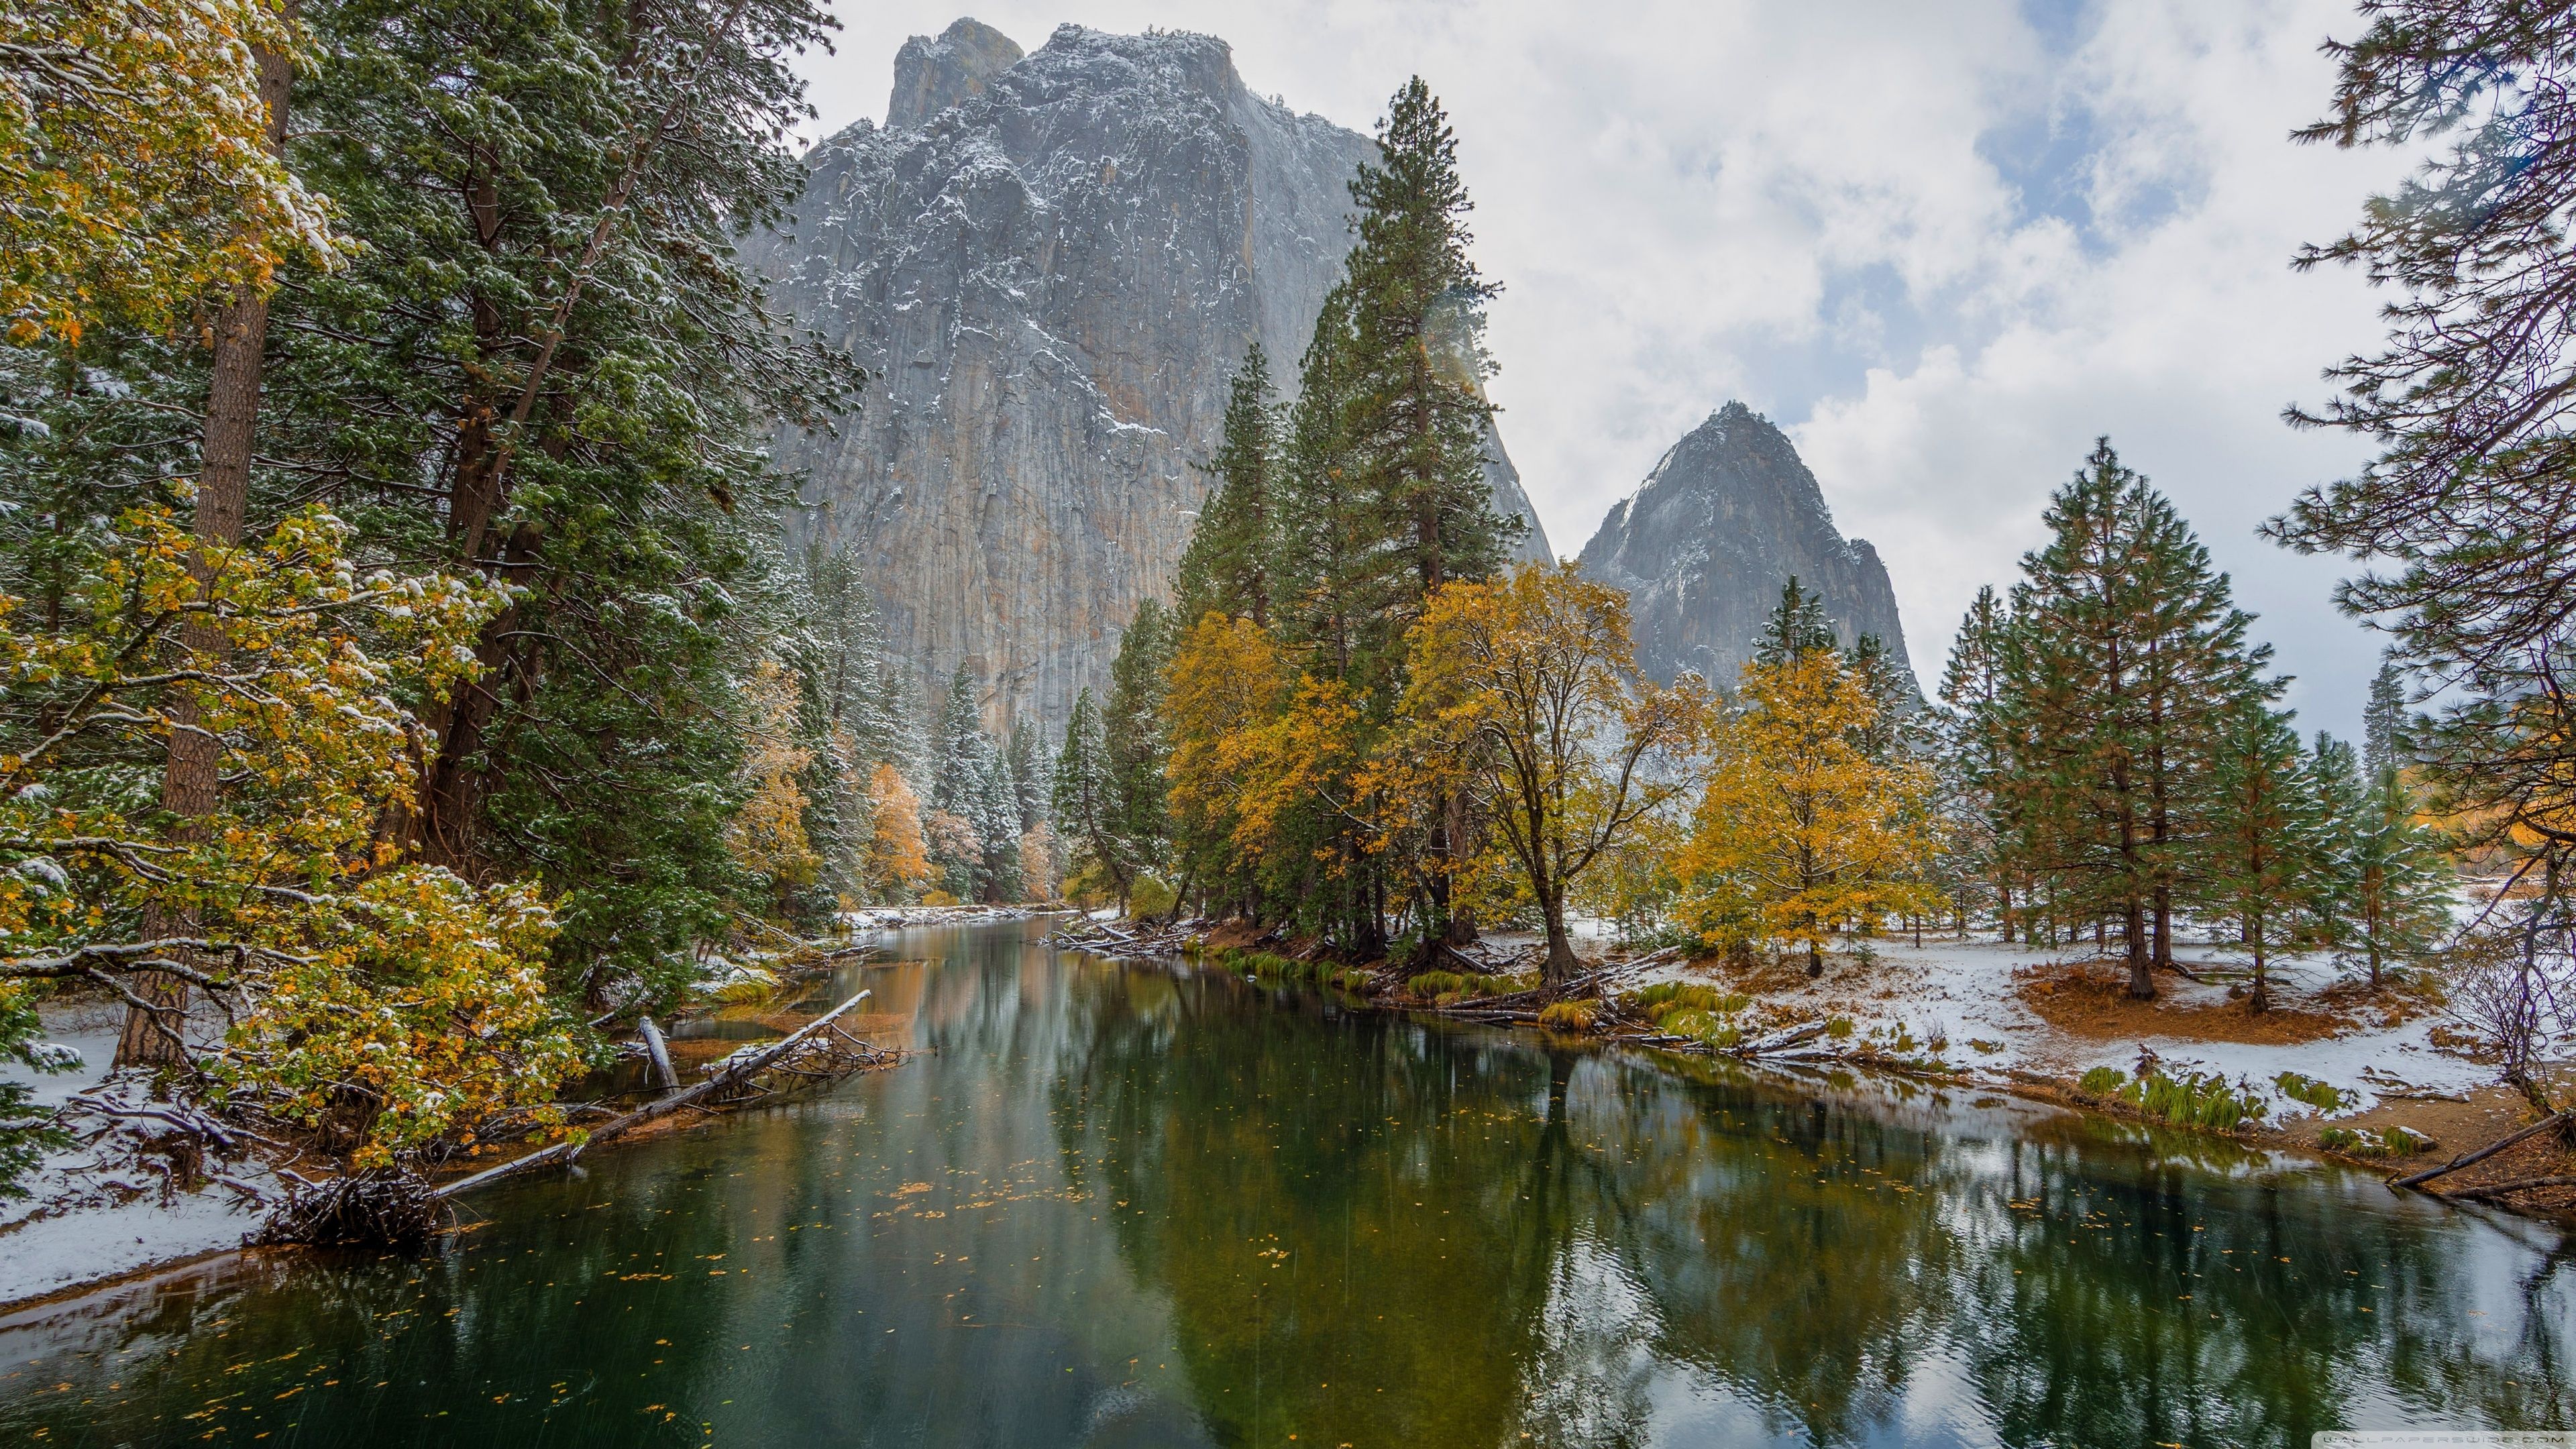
(435, 988, 888, 1200)
(2445, 1174, 2576, 1204)
(1730, 1020, 1831, 1058)
(637, 1016, 679, 1092)
(2390, 1110, 2574, 1191)
(1046, 918, 1198, 961)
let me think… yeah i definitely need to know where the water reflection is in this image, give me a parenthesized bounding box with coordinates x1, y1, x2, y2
(1, 920, 2567, 1447)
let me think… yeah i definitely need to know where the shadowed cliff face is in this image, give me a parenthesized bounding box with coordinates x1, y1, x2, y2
(754, 20, 1550, 729)
(1577, 402, 1916, 694)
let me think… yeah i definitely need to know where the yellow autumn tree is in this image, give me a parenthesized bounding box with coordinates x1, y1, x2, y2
(0, 506, 590, 1171)
(1164, 612, 1288, 900)
(727, 657, 817, 920)
(1397, 563, 1709, 981)
(1676, 643, 1936, 976)
(863, 762, 934, 900)
(1, 0, 340, 343)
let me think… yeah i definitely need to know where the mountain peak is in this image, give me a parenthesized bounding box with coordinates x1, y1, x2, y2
(887, 18, 1024, 129)
(1578, 404, 1913, 692)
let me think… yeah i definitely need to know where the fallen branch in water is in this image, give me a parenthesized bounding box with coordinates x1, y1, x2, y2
(2444, 1174, 2576, 1203)
(2390, 1110, 2573, 1191)
(433, 988, 891, 1201)
(1729, 1020, 1831, 1058)
(1046, 918, 1197, 961)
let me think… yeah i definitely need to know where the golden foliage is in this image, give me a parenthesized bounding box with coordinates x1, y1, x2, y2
(727, 656, 817, 908)
(1676, 649, 1935, 959)
(863, 761, 933, 898)
(1, 0, 341, 343)
(0, 505, 586, 1161)
(1396, 563, 1710, 965)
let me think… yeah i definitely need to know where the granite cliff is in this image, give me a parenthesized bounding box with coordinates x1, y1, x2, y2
(1578, 402, 1916, 694)
(755, 19, 1550, 728)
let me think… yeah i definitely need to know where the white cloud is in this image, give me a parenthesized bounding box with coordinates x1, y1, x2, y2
(794, 0, 2417, 735)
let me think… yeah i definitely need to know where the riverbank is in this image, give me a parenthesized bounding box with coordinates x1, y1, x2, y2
(0, 920, 965, 1309)
(1180, 921, 2575, 1218)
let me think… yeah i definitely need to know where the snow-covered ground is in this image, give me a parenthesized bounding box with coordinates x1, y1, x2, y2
(1611, 934, 2493, 1122)
(0, 1000, 275, 1307)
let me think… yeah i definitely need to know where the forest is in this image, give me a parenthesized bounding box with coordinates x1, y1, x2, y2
(0, 0, 2571, 1226)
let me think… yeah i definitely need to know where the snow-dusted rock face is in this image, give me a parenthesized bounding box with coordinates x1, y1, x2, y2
(756, 19, 1550, 729)
(1578, 402, 1916, 694)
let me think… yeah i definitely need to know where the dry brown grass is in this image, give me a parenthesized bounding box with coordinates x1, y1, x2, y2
(2010, 963, 2355, 1046)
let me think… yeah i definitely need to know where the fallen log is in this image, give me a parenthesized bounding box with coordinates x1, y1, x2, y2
(637, 1016, 678, 1093)
(436, 988, 884, 1200)
(2445, 1174, 2576, 1204)
(2390, 1110, 2573, 1191)
(1731, 1020, 1830, 1058)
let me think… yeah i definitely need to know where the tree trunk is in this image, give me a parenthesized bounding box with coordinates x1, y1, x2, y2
(2247, 927, 2269, 1014)
(2123, 898, 2155, 1000)
(116, 42, 294, 1071)
(1540, 894, 1581, 985)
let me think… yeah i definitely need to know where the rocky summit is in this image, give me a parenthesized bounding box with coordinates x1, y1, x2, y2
(755, 18, 1550, 729)
(1578, 402, 1916, 694)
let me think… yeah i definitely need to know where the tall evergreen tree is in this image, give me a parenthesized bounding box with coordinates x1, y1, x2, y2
(2002, 441, 2272, 998)
(262, 0, 854, 1004)
(1103, 600, 1177, 894)
(1175, 343, 1281, 628)
(1756, 578, 1837, 666)
(1006, 720, 1049, 833)
(2362, 656, 2409, 781)
(1939, 586, 2025, 938)
(1052, 688, 1122, 901)
(928, 666, 987, 900)
(2204, 698, 2322, 1012)
(1338, 76, 1517, 626)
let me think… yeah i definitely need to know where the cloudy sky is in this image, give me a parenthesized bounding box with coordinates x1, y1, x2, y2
(793, 0, 2417, 738)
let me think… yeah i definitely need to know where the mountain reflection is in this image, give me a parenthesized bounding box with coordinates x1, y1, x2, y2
(1, 921, 2565, 1448)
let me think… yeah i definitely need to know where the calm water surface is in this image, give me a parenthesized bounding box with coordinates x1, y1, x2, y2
(2, 920, 2571, 1447)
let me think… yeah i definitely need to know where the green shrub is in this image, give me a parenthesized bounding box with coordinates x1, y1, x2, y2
(2079, 1067, 2129, 1096)
(2273, 1072, 2350, 1113)
(1128, 875, 1178, 920)
(1622, 983, 1751, 1022)
(1536, 1001, 1598, 1032)
(1407, 970, 1473, 999)
(2114, 1069, 2265, 1130)
(1824, 1016, 1855, 1040)
(2320, 1124, 2436, 1158)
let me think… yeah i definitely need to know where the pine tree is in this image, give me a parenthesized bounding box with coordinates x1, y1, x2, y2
(1340, 78, 1516, 621)
(1938, 586, 2024, 938)
(974, 743, 1024, 904)
(1102, 600, 1177, 902)
(2362, 656, 2409, 780)
(1052, 688, 1123, 902)
(1175, 343, 1281, 628)
(1006, 721, 1049, 833)
(928, 666, 987, 901)
(2002, 441, 2272, 998)
(2203, 698, 2321, 1012)
(1756, 578, 1837, 665)
(1841, 634, 1916, 763)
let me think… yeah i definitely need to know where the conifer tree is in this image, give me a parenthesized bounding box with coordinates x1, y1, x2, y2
(2204, 698, 2322, 1012)
(1175, 343, 1281, 628)
(1103, 600, 1177, 898)
(928, 666, 987, 901)
(1006, 721, 1049, 833)
(2362, 656, 2410, 780)
(1939, 586, 2025, 938)
(1757, 578, 1838, 666)
(1339, 77, 1517, 626)
(1053, 688, 1124, 903)
(2002, 441, 2271, 998)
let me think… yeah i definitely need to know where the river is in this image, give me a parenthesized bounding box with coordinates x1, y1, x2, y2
(2, 919, 2569, 1446)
